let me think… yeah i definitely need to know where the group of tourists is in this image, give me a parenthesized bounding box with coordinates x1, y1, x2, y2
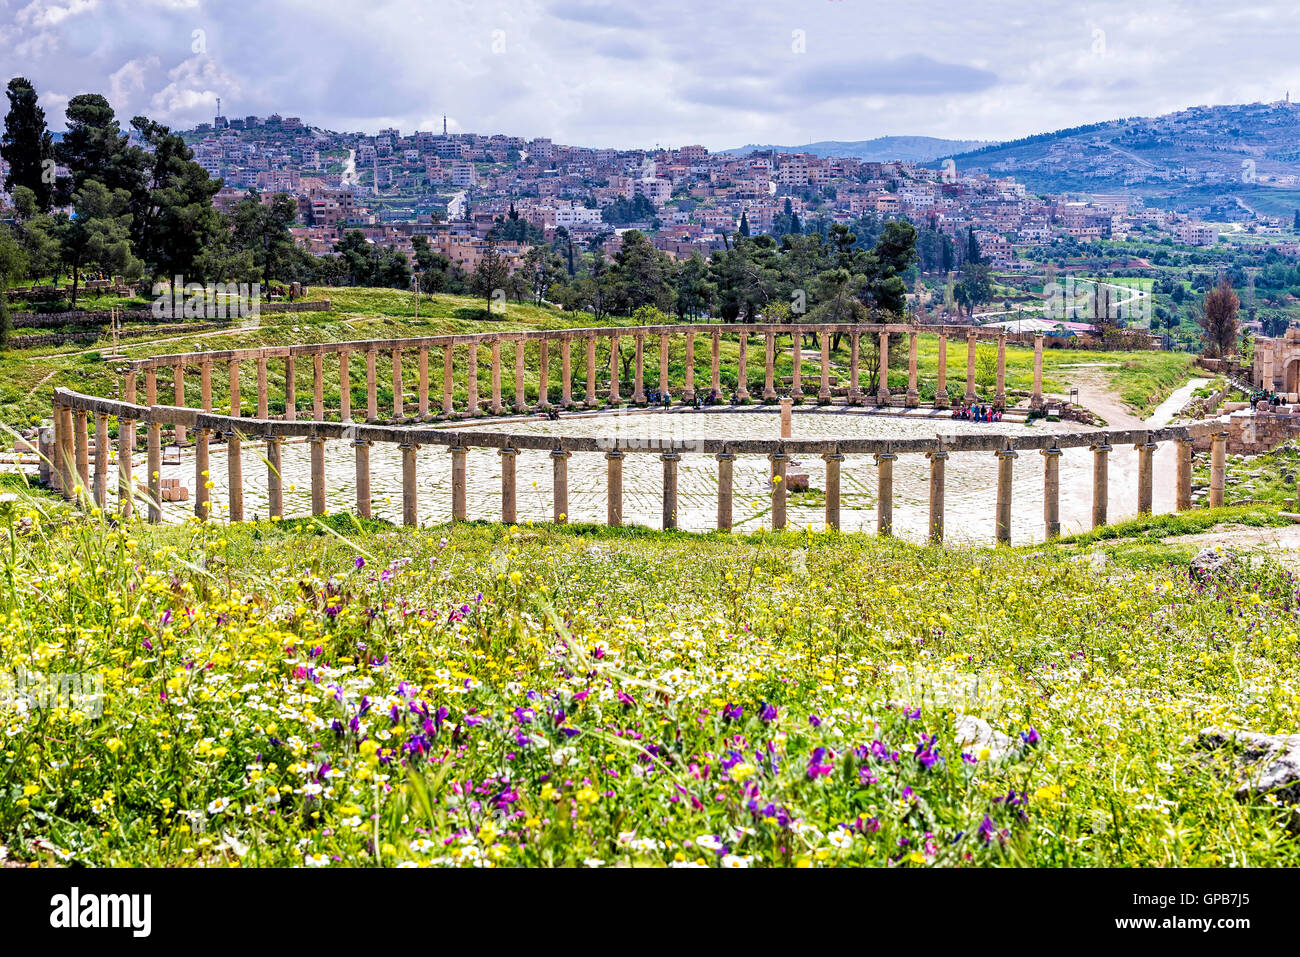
(953, 404, 1002, 423)
(1250, 390, 1283, 411)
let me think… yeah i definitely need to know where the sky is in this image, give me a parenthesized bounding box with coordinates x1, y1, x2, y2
(2, 0, 1299, 150)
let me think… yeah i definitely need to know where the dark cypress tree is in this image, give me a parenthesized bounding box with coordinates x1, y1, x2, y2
(738, 210, 750, 237)
(1, 78, 55, 212)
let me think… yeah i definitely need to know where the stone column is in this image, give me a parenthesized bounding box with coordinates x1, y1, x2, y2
(257, 358, 269, 419)
(401, 442, 418, 526)
(551, 448, 570, 523)
(684, 331, 696, 402)
(229, 361, 242, 418)
(147, 421, 162, 524)
(227, 430, 244, 523)
(145, 368, 158, 406)
(875, 451, 896, 536)
(451, 446, 467, 521)
(906, 332, 920, 407)
(266, 437, 283, 519)
(927, 448, 947, 543)
(710, 331, 722, 395)
(1042, 446, 1062, 539)
(735, 332, 749, 401)
(195, 428, 210, 521)
(819, 331, 832, 402)
(392, 348, 404, 419)
(442, 344, 455, 414)
(965, 333, 978, 403)
(74, 410, 90, 491)
(823, 451, 843, 530)
(174, 363, 187, 445)
(354, 438, 372, 518)
(538, 339, 550, 409)
(995, 447, 1016, 544)
(609, 335, 621, 403)
(284, 356, 296, 422)
(339, 351, 352, 422)
(366, 349, 378, 420)
(117, 409, 133, 518)
(310, 436, 326, 516)
(633, 334, 646, 404)
(791, 332, 803, 398)
(491, 340, 503, 414)
(310, 354, 323, 420)
(780, 396, 793, 438)
(1209, 432, 1227, 508)
(994, 333, 1007, 408)
(716, 451, 735, 532)
(606, 449, 624, 526)
(877, 330, 891, 406)
(419, 346, 431, 418)
(467, 341, 480, 415)
(658, 334, 669, 403)
(58, 404, 74, 498)
(93, 412, 109, 507)
(763, 332, 777, 399)
(585, 336, 598, 408)
(515, 340, 527, 412)
(499, 448, 518, 523)
(1136, 439, 1156, 515)
(1031, 335, 1045, 409)
(769, 452, 788, 530)
(1091, 442, 1111, 528)
(935, 334, 949, 408)
(199, 361, 213, 412)
(561, 338, 573, 408)
(661, 451, 680, 530)
(849, 333, 862, 405)
(1175, 436, 1193, 512)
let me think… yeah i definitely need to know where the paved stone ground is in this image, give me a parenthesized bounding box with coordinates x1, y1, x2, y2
(117, 405, 1194, 545)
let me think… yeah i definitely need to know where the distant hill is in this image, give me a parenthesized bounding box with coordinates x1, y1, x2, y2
(929, 100, 1300, 214)
(722, 136, 991, 163)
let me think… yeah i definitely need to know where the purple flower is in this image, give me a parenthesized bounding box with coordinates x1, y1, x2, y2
(354, 557, 365, 569)
(1020, 727, 1040, 746)
(977, 814, 996, 844)
(808, 714, 822, 728)
(759, 702, 778, 724)
(807, 747, 834, 779)
(914, 733, 941, 770)
(722, 702, 743, 722)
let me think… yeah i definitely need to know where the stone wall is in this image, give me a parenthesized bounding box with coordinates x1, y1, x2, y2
(1191, 410, 1300, 454)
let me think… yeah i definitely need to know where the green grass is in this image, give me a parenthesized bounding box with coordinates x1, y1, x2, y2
(1, 490, 1299, 867)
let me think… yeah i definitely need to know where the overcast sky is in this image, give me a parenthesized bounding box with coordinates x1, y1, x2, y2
(2, 0, 1298, 149)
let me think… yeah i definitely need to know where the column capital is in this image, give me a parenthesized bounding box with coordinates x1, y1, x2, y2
(926, 448, 949, 461)
(715, 450, 736, 461)
(822, 451, 845, 462)
(660, 451, 682, 462)
(499, 446, 518, 457)
(1089, 442, 1113, 453)
(995, 447, 1018, 460)
(550, 447, 571, 459)
(605, 448, 625, 460)
(874, 450, 898, 463)
(351, 437, 372, 448)
(1040, 446, 1063, 458)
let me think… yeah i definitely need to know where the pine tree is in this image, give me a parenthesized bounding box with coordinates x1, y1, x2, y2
(1, 78, 55, 212)
(738, 210, 750, 237)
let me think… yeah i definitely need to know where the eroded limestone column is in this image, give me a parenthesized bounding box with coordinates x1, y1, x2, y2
(658, 334, 669, 403)
(877, 330, 891, 406)
(769, 452, 788, 531)
(551, 448, 570, 523)
(1031, 335, 1045, 409)
(716, 451, 735, 532)
(229, 360, 242, 418)
(763, 332, 777, 400)
(392, 347, 404, 419)
(994, 334, 1007, 408)
(633, 334, 646, 404)
(419, 346, 431, 418)
(310, 436, 326, 516)
(585, 336, 598, 408)
(606, 449, 624, 526)
(366, 349, 378, 420)
(791, 332, 803, 398)
(1091, 442, 1112, 528)
(74, 409, 89, 491)
(849, 333, 862, 405)
(927, 448, 947, 543)
(1136, 438, 1156, 515)
(823, 451, 843, 530)
(491, 340, 503, 414)
(200, 361, 213, 413)
(995, 446, 1016, 544)
(312, 354, 324, 420)
(400, 442, 418, 526)
(710, 331, 722, 395)
(267, 436, 283, 519)
(1042, 446, 1062, 539)
(661, 451, 680, 530)
(906, 332, 920, 408)
(1209, 432, 1227, 508)
(228, 430, 244, 523)
(284, 356, 296, 422)
(174, 362, 188, 445)
(935, 334, 949, 409)
(93, 411, 109, 507)
(538, 340, 551, 409)
(339, 351, 352, 422)
(875, 450, 896, 536)
(735, 332, 749, 401)
(561, 338, 573, 408)
(256, 357, 269, 419)
(354, 438, 372, 518)
(515, 340, 527, 412)
(609, 335, 621, 403)
(684, 331, 696, 402)
(145, 367, 158, 406)
(147, 421, 162, 524)
(117, 411, 134, 518)
(819, 331, 832, 402)
(451, 446, 467, 521)
(195, 428, 211, 521)
(467, 342, 480, 415)
(443, 344, 455, 414)
(499, 448, 518, 523)
(965, 333, 978, 403)
(1176, 436, 1193, 512)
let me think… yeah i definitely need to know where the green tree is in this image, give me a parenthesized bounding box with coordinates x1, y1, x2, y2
(231, 191, 299, 286)
(51, 180, 143, 308)
(1, 78, 55, 212)
(55, 93, 143, 201)
(9, 186, 60, 281)
(0, 224, 27, 346)
(470, 237, 509, 311)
